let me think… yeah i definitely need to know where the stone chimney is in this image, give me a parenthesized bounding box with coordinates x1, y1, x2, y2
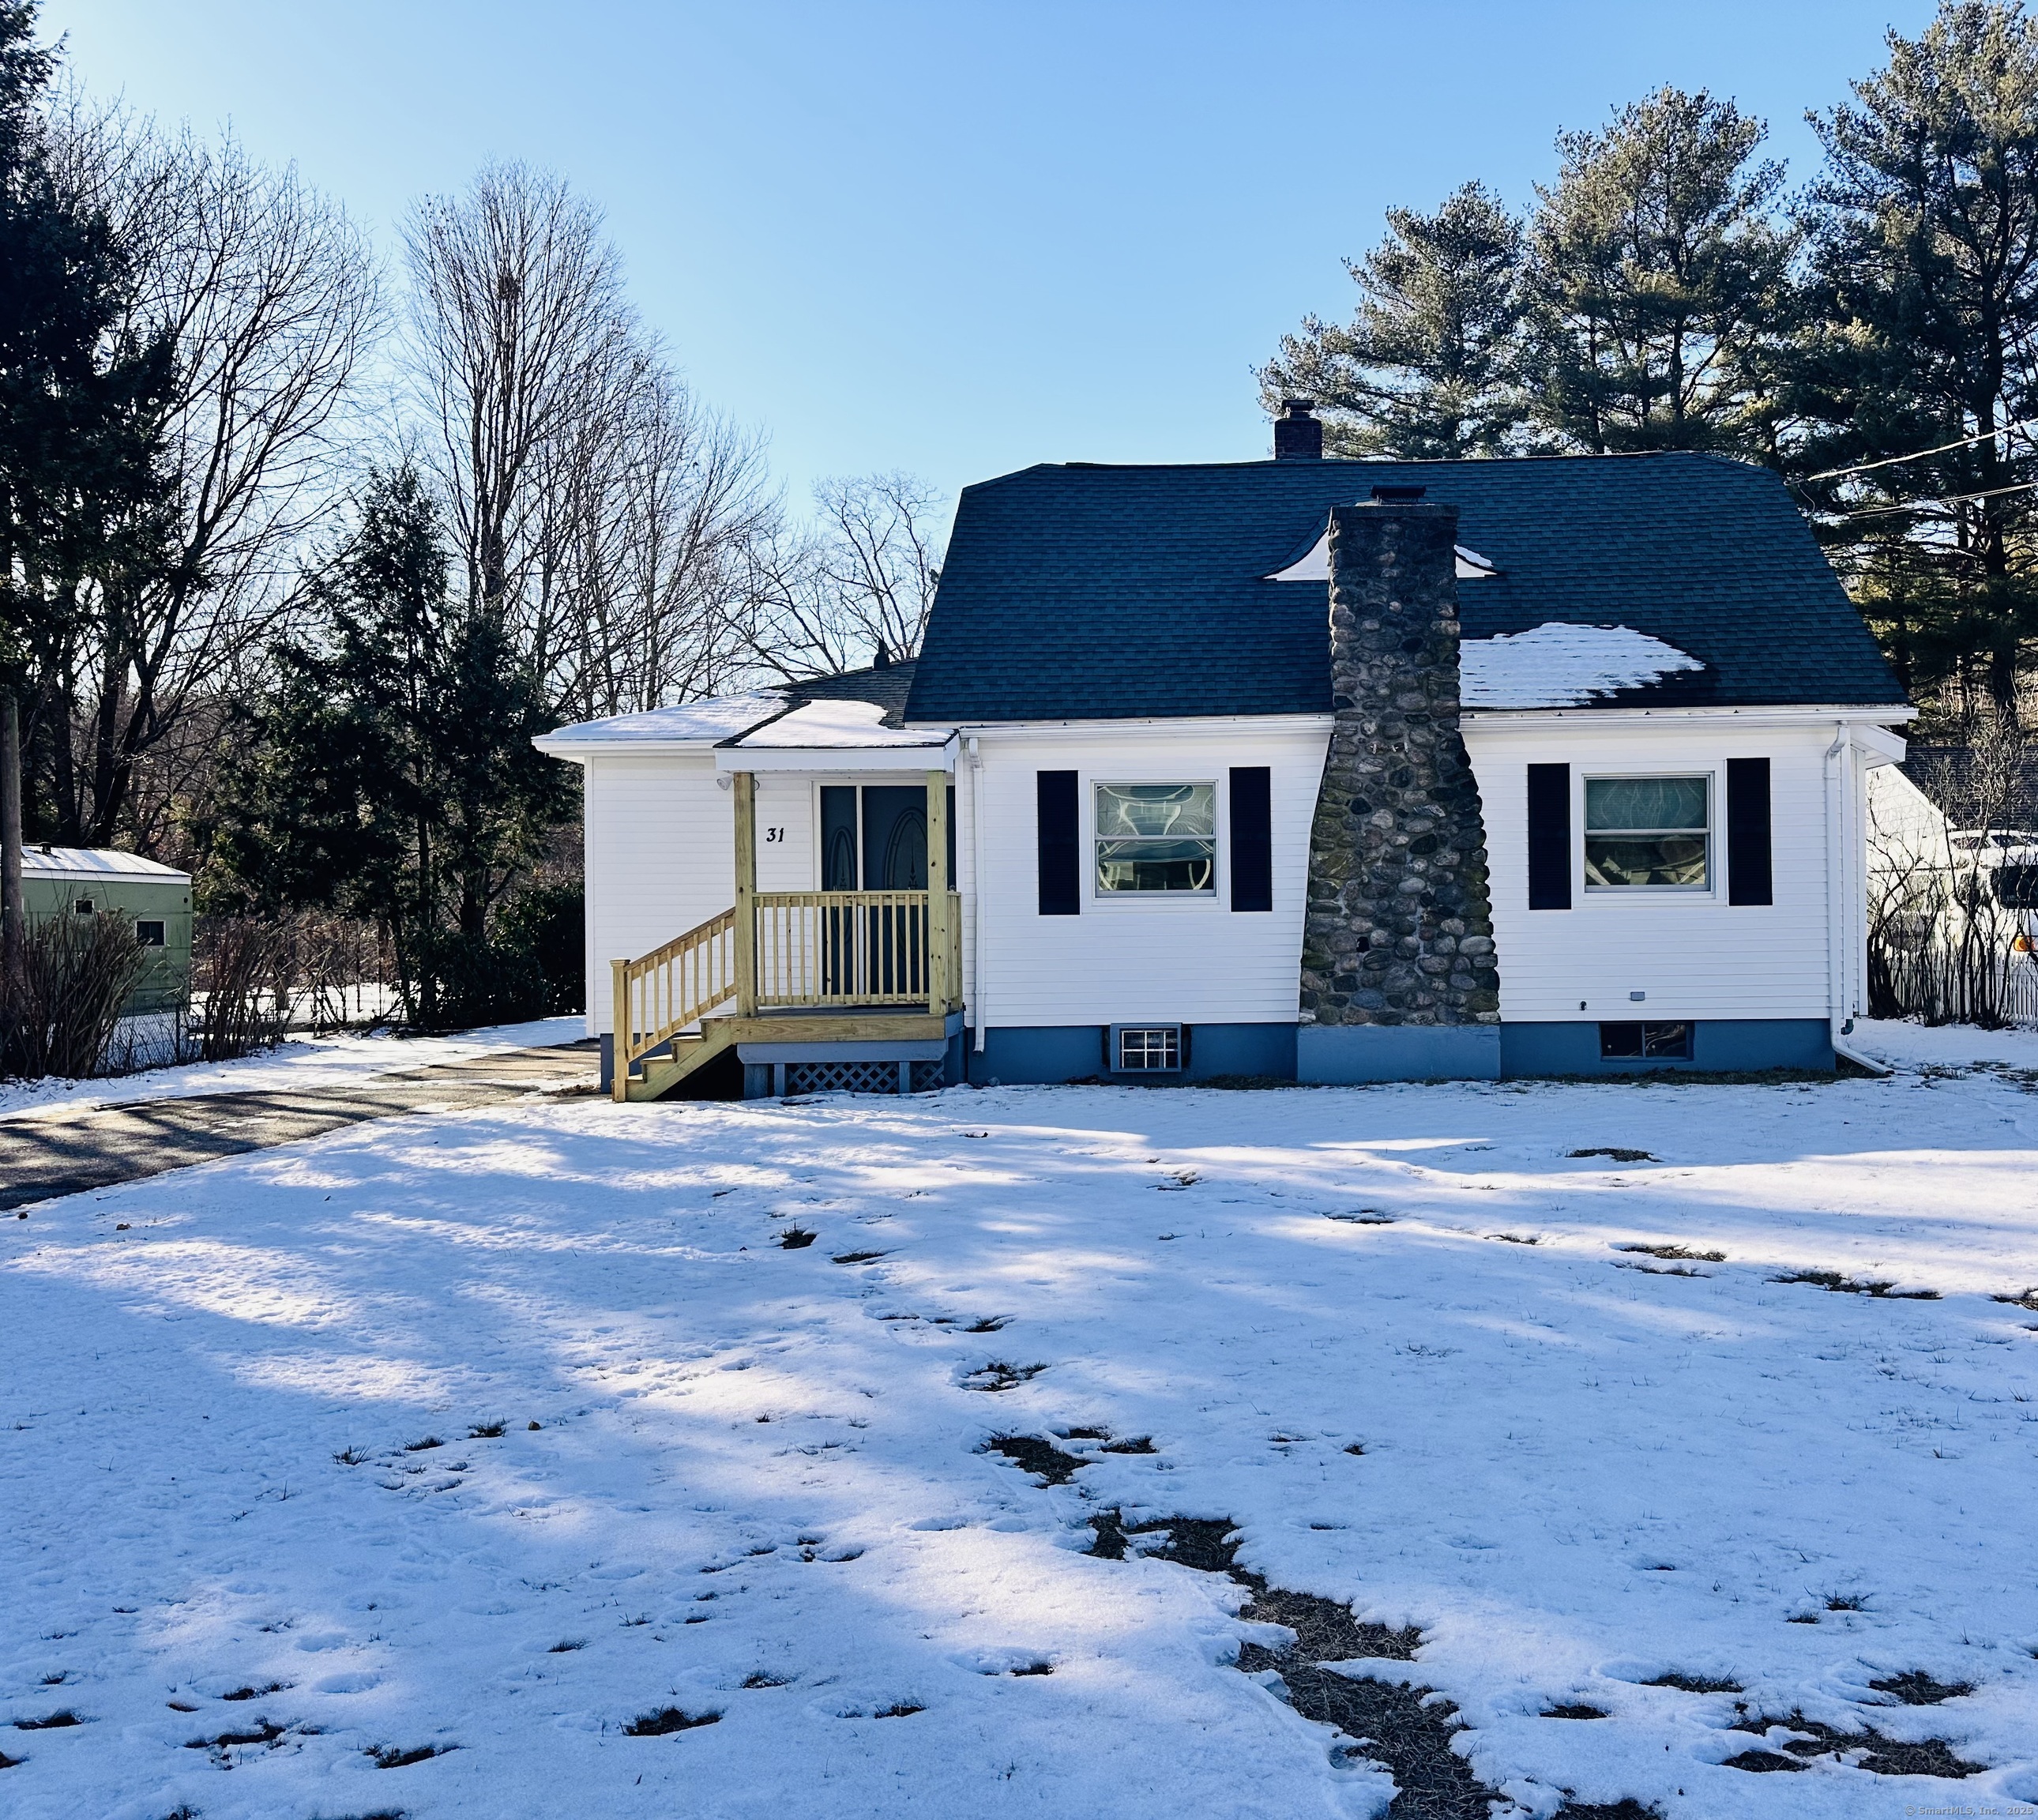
(1297, 494, 1500, 1081)
(1273, 397, 1323, 461)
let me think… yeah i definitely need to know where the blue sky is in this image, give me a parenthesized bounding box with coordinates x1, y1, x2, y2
(47, 1, 1936, 517)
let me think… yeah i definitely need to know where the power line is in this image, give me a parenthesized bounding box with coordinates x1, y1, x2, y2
(1829, 479, 2038, 520)
(1803, 418, 2038, 483)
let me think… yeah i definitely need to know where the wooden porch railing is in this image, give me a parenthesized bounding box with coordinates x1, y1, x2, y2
(754, 890, 963, 1010)
(610, 907, 738, 1100)
(611, 891, 962, 1099)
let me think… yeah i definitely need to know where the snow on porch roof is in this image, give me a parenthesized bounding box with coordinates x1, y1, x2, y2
(533, 692, 790, 753)
(717, 698, 958, 773)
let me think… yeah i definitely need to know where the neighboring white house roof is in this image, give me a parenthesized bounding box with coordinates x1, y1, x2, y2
(21, 844, 190, 882)
(535, 693, 788, 751)
(1460, 622, 1706, 710)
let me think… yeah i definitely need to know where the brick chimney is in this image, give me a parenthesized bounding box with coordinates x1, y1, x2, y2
(1273, 397, 1323, 461)
(1297, 494, 1500, 1081)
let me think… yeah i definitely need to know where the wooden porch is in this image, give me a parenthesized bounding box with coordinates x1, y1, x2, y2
(610, 769, 962, 1101)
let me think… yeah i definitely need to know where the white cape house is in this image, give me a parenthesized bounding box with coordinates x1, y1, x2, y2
(537, 413, 1913, 1100)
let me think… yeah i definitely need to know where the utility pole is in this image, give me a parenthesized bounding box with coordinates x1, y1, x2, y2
(1, 687, 22, 994)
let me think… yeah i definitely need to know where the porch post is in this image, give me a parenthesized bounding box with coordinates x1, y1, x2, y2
(924, 768, 949, 1014)
(610, 957, 630, 1102)
(733, 770, 758, 1017)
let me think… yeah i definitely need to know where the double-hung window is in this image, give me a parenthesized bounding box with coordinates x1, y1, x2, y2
(1094, 783, 1216, 894)
(1583, 776, 1710, 891)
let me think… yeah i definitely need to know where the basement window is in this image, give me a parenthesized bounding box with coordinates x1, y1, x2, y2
(1095, 783, 1216, 893)
(1584, 776, 1710, 890)
(1114, 1025, 1183, 1072)
(1600, 1021, 1692, 1061)
(135, 919, 166, 947)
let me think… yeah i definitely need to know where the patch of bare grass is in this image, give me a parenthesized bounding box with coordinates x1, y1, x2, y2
(983, 1435, 1089, 1486)
(622, 1707, 718, 1736)
(1730, 1712, 1985, 1777)
(1867, 1671, 1973, 1705)
(1773, 1269, 1939, 1300)
(962, 1361, 1045, 1393)
(1615, 1243, 1724, 1262)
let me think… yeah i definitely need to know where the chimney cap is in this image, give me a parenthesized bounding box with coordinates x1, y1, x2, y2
(1273, 398, 1325, 461)
(1369, 483, 1428, 502)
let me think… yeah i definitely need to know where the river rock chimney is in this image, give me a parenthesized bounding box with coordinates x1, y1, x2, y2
(1297, 496, 1500, 1081)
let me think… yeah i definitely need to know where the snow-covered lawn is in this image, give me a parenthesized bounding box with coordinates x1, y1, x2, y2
(0, 1016, 587, 1122)
(5, 1025, 2038, 1818)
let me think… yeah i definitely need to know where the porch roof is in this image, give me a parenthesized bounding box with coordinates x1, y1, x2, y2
(715, 698, 957, 773)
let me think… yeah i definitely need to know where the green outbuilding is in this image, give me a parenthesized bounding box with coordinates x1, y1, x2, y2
(21, 845, 193, 1015)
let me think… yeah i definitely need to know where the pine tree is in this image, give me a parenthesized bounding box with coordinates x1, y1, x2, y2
(1790, 0, 2038, 723)
(1260, 182, 1530, 459)
(211, 467, 570, 1025)
(1522, 88, 1795, 456)
(0, 0, 174, 838)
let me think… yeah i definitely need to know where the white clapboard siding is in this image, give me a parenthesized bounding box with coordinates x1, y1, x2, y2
(577, 711, 1878, 1042)
(752, 773, 818, 894)
(583, 754, 733, 1032)
(961, 720, 1333, 1028)
(1462, 718, 1848, 1023)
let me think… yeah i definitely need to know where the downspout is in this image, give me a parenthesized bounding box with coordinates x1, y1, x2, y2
(969, 737, 987, 1053)
(1824, 722, 1891, 1077)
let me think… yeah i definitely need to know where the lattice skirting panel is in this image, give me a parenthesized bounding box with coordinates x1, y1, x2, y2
(784, 1059, 946, 1096)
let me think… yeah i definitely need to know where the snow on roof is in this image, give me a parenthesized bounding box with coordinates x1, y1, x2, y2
(732, 698, 951, 750)
(21, 845, 189, 882)
(536, 693, 788, 748)
(1265, 528, 1498, 583)
(1460, 622, 1705, 710)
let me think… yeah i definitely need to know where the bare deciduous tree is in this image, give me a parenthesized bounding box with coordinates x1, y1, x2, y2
(740, 472, 945, 681)
(404, 161, 777, 718)
(37, 99, 379, 851)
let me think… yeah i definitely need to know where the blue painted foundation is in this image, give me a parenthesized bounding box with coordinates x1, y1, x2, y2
(964, 1022, 1298, 1085)
(1498, 1018, 1834, 1077)
(613, 1014, 1834, 1096)
(1296, 1024, 1501, 1084)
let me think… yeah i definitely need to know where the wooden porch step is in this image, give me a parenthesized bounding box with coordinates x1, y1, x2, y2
(624, 1020, 740, 1103)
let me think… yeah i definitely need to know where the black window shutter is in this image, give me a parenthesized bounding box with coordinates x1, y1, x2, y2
(1229, 767, 1272, 912)
(1526, 763, 1571, 910)
(1037, 770, 1080, 915)
(1727, 758, 1773, 906)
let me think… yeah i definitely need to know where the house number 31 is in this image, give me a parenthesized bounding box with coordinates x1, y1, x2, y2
(763, 827, 785, 843)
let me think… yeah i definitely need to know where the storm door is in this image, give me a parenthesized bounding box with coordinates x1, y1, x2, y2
(815, 784, 954, 1000)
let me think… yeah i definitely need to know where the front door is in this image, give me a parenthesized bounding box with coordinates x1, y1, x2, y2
(814, 784, 955, 999)
(861, 786, 929, 889)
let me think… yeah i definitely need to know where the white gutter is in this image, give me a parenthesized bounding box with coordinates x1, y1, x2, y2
(969, 736, 987, 1053)
(1824, 721, 1892, 1076)
(1466, 704, 1919, 732)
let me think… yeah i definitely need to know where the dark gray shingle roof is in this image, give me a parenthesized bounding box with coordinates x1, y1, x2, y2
(904, 452, 1907, 722)
(785, 660, 917, 727)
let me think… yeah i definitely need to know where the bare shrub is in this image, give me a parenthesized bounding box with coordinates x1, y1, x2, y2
(2, 915, 148, 1078)
(280, 912, 393, 1032)
(1868, 721, 2038, 1027)
(191, 916, 292, 1060)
